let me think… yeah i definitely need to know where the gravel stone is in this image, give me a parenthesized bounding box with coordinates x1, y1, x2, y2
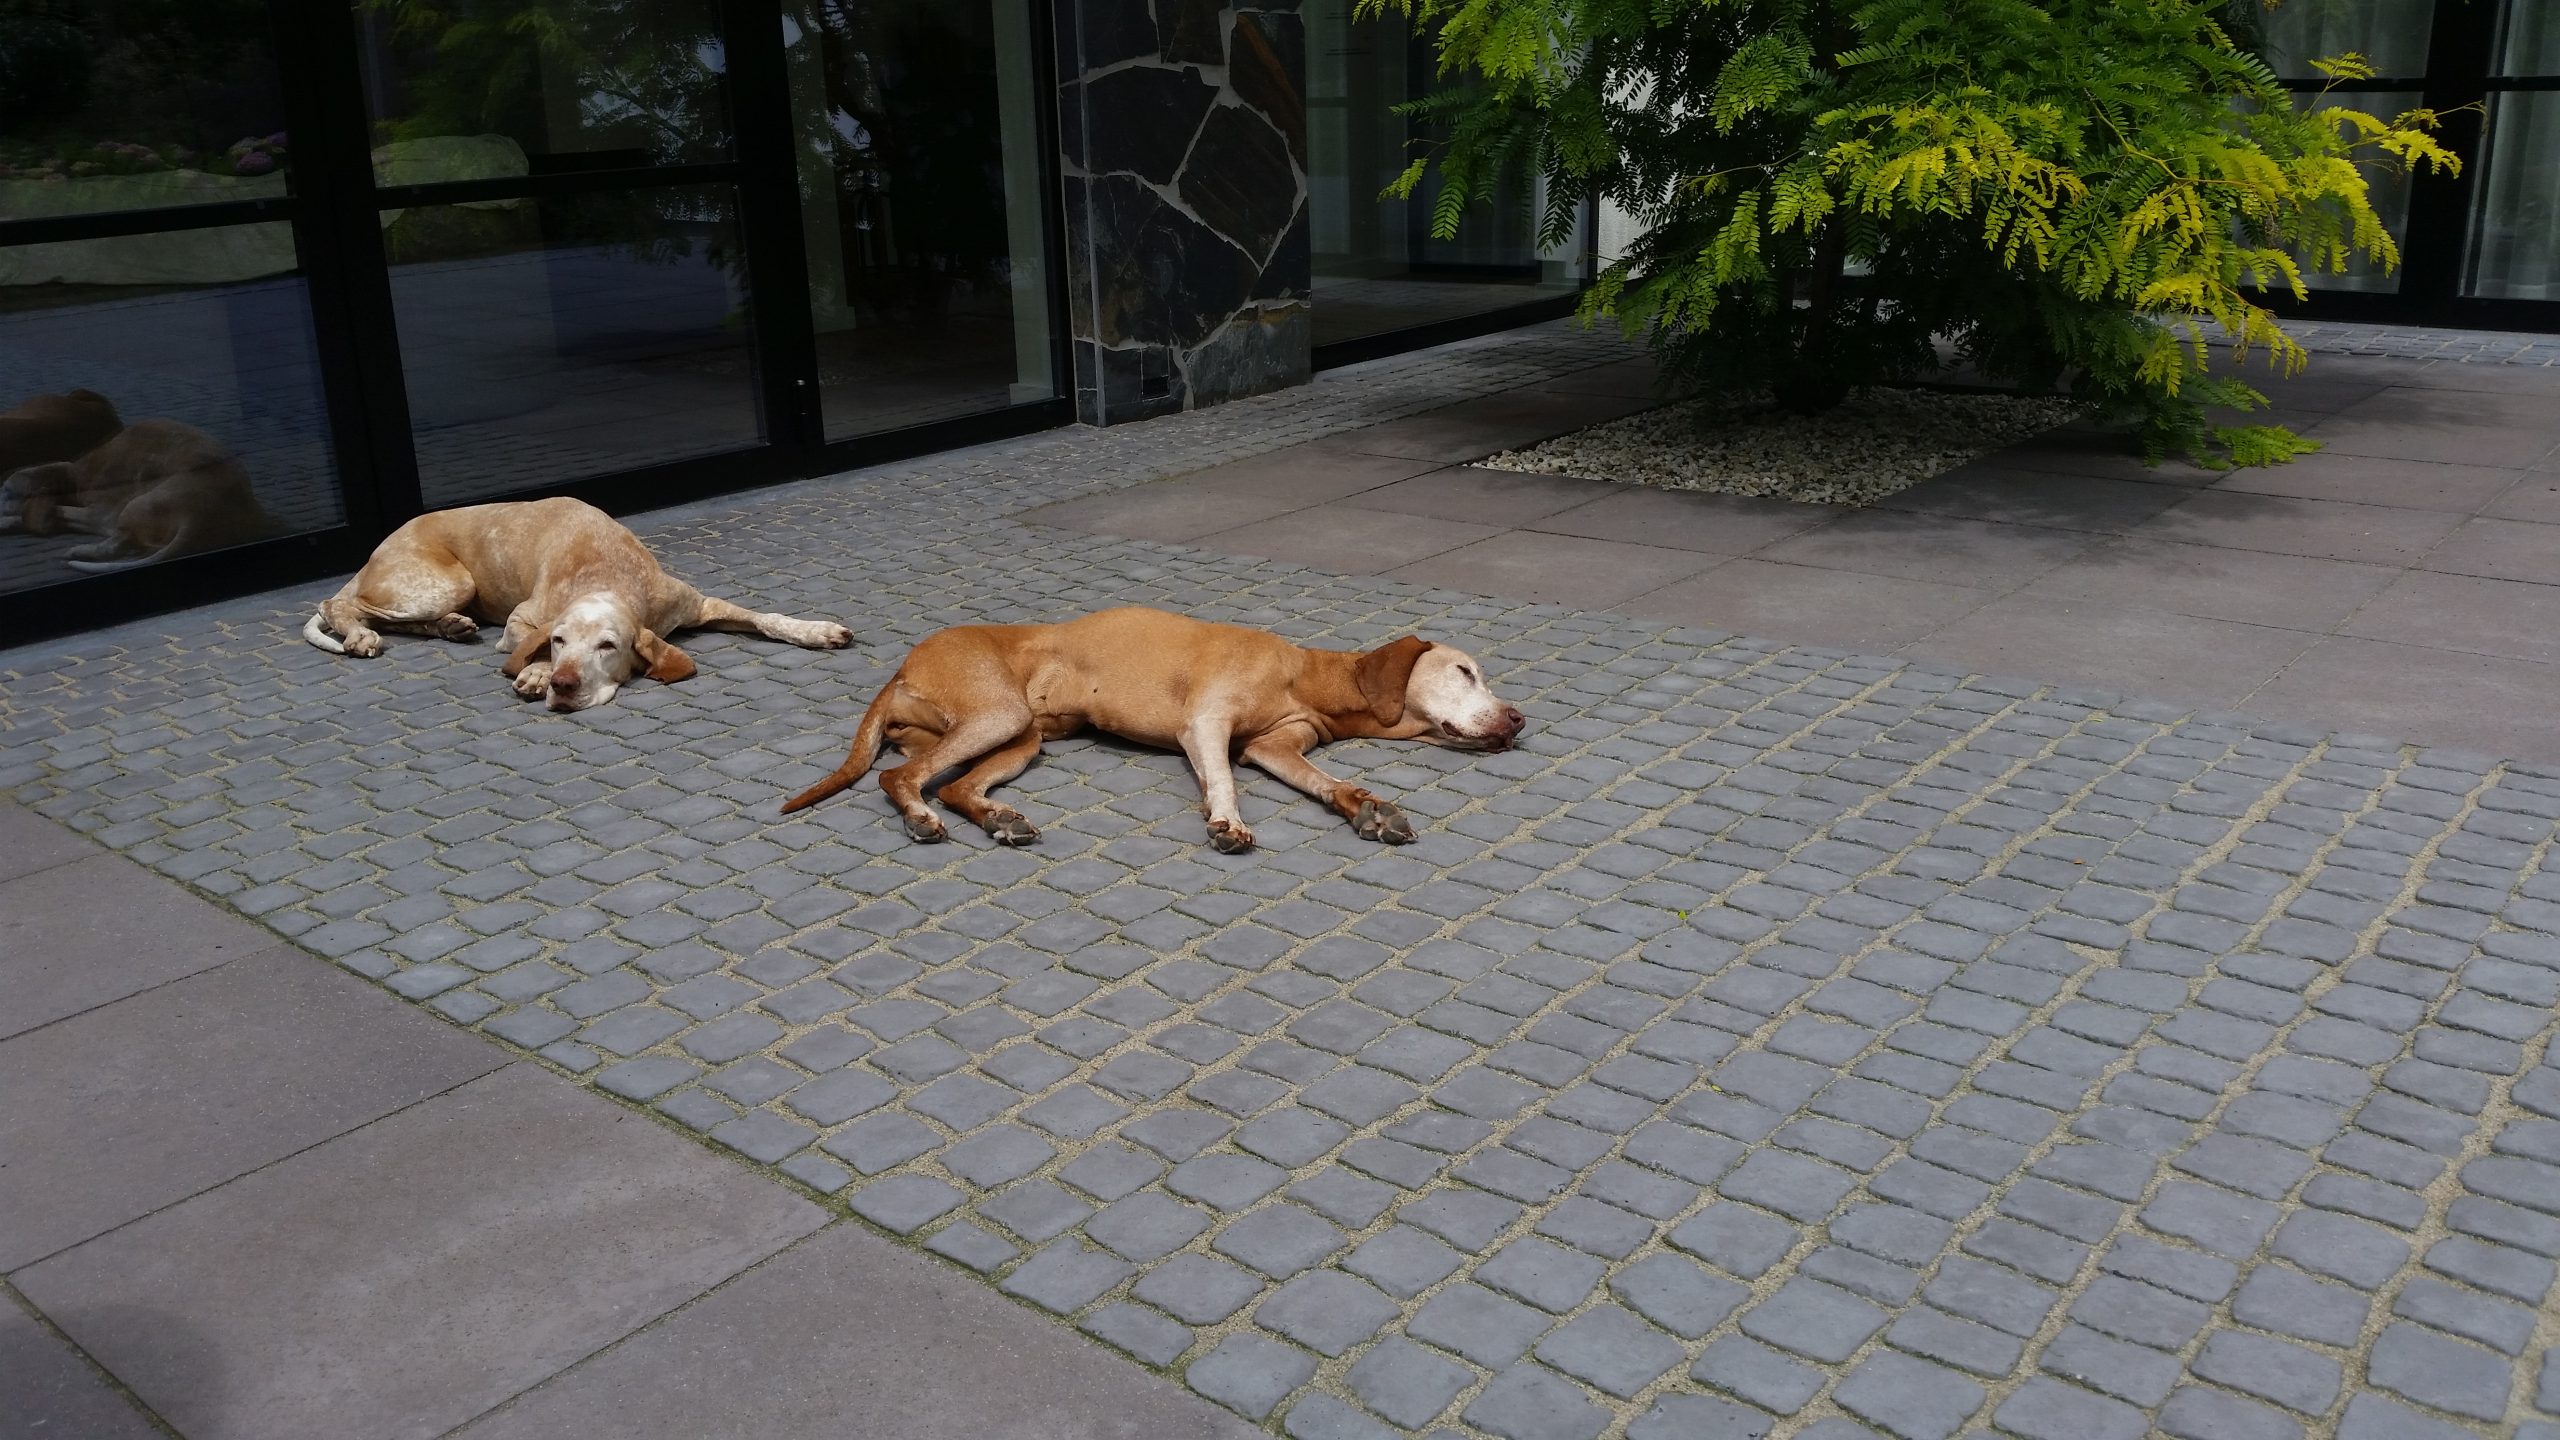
(1480, 389, 2082, 506)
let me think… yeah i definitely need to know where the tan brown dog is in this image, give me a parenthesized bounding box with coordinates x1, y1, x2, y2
(0, 417, 280, 573)
(0, 391, 121, 511)
(303, 496, 852, 711)
(780, 606, 1526, 852)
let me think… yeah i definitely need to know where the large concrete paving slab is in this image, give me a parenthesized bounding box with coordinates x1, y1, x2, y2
(16, 1063, 824, 1440)
(0, 1298, 162, 1440)
(455, 1220, 1261, 1440)
(0, 849, 292, 1040)
(0, 943, 506, 1269)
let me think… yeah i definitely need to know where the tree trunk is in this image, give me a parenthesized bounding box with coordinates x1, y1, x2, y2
(1776, 217, 1851, 413)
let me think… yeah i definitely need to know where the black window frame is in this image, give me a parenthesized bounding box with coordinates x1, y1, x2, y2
(2273, 0, 2560, 332)
(0, 0, 1076, 647)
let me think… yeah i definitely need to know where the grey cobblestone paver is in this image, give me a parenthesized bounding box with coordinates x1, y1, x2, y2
(7, 322, 2560, 1437)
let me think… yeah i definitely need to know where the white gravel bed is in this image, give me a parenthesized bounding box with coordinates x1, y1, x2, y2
(1479, 386, 2086, 506)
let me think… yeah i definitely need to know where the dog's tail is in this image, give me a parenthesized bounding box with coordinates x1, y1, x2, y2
(62, 530, 194, 575)
(301, 610, 346, 655)
(778, 672, 899, 815)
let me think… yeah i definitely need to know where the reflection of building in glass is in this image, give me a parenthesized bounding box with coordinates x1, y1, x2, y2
(0, 0, 2551, 636)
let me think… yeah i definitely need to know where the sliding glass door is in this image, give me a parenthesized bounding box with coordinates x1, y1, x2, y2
(2463, 2, 2560, 302)
(351, 0, 768, 506)
(1302, 1, 1588, 358)
(783, 0, 1057, 439)
(0, 0, 1067, 641)
(0, 0, 344, 599)
(2263, 0, 2560, 329)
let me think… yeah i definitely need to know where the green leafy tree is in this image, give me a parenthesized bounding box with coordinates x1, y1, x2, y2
(1368, 0, 2460, 464)
(0, 1, 95, 128)
(362, 0, 730, 164)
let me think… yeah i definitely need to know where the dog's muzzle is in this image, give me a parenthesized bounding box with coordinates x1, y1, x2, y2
(1451, 707, 1528, 751)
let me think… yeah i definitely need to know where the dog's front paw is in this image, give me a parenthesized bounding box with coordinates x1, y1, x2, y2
(1354, 797, 1417, 845)
(512, 663, 552, 700)
(1206, 819, 1255, 854)
(986, 809, 1040, 847)
(902, 812, 948, 843)
(805, 622, 853, 650)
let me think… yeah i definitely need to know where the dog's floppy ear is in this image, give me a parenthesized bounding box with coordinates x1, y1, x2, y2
(1353, 636, 1433, 726)
(503, 625, 551, 677)
(635, 629, 696, 684)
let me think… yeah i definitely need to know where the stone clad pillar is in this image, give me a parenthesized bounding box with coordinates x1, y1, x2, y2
(1054, 0, 1312, 425)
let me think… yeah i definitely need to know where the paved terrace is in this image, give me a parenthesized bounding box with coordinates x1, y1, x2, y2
(5, 322, 2560, 1440)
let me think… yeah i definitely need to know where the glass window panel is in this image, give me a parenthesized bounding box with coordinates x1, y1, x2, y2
(784, 0, 1057, 440)
(0, 0, 291, 220)
(385, 185, 762, 505)
(2284, 89, 2423, 294)
(355, 0, 732, 182)
(0, 229, 342, 594)
(1305, 3, 1583, 349)
(2258, 0, 2435, 79)
(2494, 0, 2560, 76)
(2465, 92, 2560, 300)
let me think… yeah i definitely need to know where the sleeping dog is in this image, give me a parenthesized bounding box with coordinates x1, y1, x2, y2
(781, 606, 1526, 851)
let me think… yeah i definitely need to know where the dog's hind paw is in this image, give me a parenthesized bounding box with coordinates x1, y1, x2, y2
(344, 629, 384, 658)
(1354, 798, 1417, 845)
(902, 812, 948, 843)
(434, 613, 481, 641)
(809, 622, 853, 649)
(986, 810, 1040, 846)
(1206, 819, 1255, 854)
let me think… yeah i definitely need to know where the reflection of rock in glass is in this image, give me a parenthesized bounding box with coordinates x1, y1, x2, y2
(0, 419, 279, 572)
(0, 388, 122, 488)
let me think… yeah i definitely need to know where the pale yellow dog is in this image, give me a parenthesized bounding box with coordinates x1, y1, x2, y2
(304, 497, 850, 711)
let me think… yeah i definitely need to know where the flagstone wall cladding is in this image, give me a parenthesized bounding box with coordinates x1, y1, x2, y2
(1057, 0, 1312, 425)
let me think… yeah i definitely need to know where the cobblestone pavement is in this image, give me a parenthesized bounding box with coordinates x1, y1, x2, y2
(2213, 319, 2560, 367)
(6, 322, 2560, 1440)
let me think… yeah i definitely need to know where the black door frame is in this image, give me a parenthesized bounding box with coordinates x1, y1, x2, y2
(2279, 0, 2560, 332)
(1306, 4, 1598, 371)
(0, 0, 1074, 647)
